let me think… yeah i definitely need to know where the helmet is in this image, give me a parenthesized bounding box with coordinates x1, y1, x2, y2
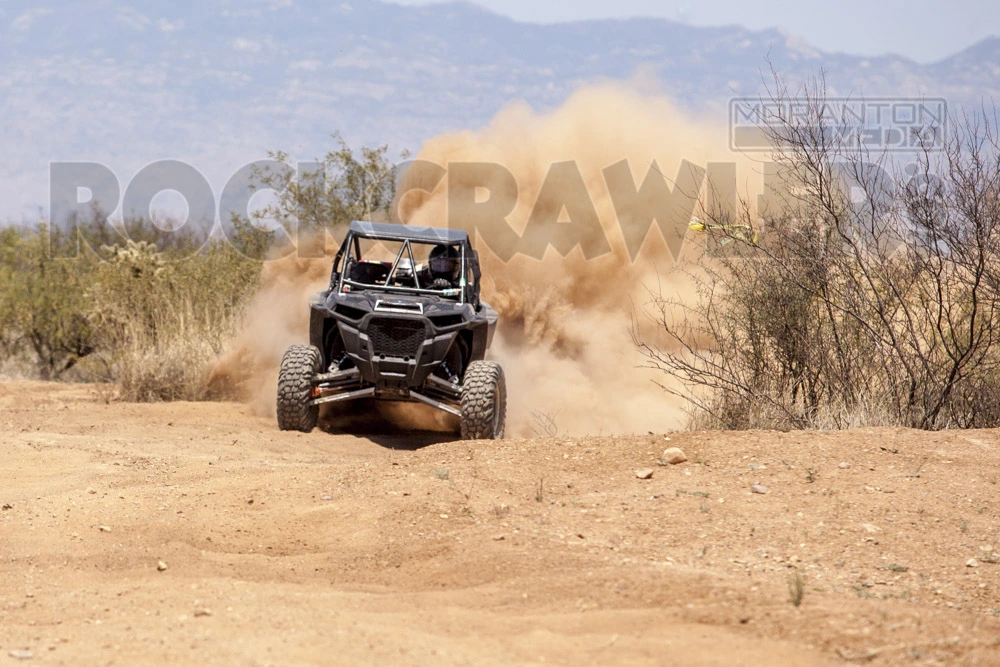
(428, 244, 460, 280)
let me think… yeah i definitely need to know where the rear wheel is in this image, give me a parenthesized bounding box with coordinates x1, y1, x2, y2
(277, 344, 321, 432)
(460, 360, 506, 440)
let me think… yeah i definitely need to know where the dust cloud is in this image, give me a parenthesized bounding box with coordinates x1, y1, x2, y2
(400, 82, 754, 435)
(214, 82, 757, 436)
(209, 243, 331, 417)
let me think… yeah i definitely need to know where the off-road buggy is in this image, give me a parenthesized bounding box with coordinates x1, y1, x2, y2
(276, 221, 506, 439)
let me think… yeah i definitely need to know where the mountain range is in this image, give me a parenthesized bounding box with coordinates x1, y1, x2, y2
(1, 0, 997, 221)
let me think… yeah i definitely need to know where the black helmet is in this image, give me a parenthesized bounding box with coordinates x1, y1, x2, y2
(429, 244, 460, 280)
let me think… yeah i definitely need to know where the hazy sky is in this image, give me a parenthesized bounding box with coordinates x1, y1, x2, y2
(390, 0, 996, 63)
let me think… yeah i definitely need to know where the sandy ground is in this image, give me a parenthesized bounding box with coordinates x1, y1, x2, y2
(2, 381, 1000, 665)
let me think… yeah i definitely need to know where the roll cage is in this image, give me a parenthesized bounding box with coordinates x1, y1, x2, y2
(331, 222, 483, 307)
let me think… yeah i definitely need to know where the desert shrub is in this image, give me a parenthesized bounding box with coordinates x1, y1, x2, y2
(636, 75, 1000, 430)
(86, 238, 259, 401)
(0, 225, 98, 379)
(0, 134, 402, 400)
(0, 218, 259, 399)
(241, 133, 403, 243)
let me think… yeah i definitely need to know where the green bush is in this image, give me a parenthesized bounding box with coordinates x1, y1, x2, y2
(0, 225, 98, 379)
(0, 135, 400, 401)
(0, 220, 259, 400)
(86, 238, 259, 401)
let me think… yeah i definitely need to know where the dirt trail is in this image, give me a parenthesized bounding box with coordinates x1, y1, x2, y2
(2, 382, 999, 665)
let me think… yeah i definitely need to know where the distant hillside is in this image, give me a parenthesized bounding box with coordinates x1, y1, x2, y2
(1, 0, 996, 220)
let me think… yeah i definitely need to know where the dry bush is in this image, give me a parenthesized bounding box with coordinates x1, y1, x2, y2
(86, 239, 259, 402)
(0, 215, 261, 399)
(0, 135, 400, 400)
(0, 225, 98, 379)
(636, 73, 1000, 431)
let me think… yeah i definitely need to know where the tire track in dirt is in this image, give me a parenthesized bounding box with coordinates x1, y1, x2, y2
(2, 382, 999, 665)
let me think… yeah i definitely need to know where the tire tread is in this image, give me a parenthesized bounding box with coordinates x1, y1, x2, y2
(460, 360, 506, 440)
(277, 344, 321, 432)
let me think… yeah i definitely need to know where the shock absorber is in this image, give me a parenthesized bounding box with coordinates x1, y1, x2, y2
(440, 362, 460, 385)
(333, 352, 349, 371)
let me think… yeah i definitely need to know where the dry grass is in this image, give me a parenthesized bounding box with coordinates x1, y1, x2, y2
(85, 240, 258, 402)
(0, 223, 260, 402)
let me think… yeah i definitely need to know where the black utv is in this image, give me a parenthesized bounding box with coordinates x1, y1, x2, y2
(276, 221, 506, 439)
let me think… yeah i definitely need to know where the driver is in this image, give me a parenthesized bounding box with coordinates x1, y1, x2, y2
(428, 244, 461, 289)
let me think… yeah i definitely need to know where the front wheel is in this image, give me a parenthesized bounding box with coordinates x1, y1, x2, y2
(460, 361, 506, 440)
(277, 344, 321, 432)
